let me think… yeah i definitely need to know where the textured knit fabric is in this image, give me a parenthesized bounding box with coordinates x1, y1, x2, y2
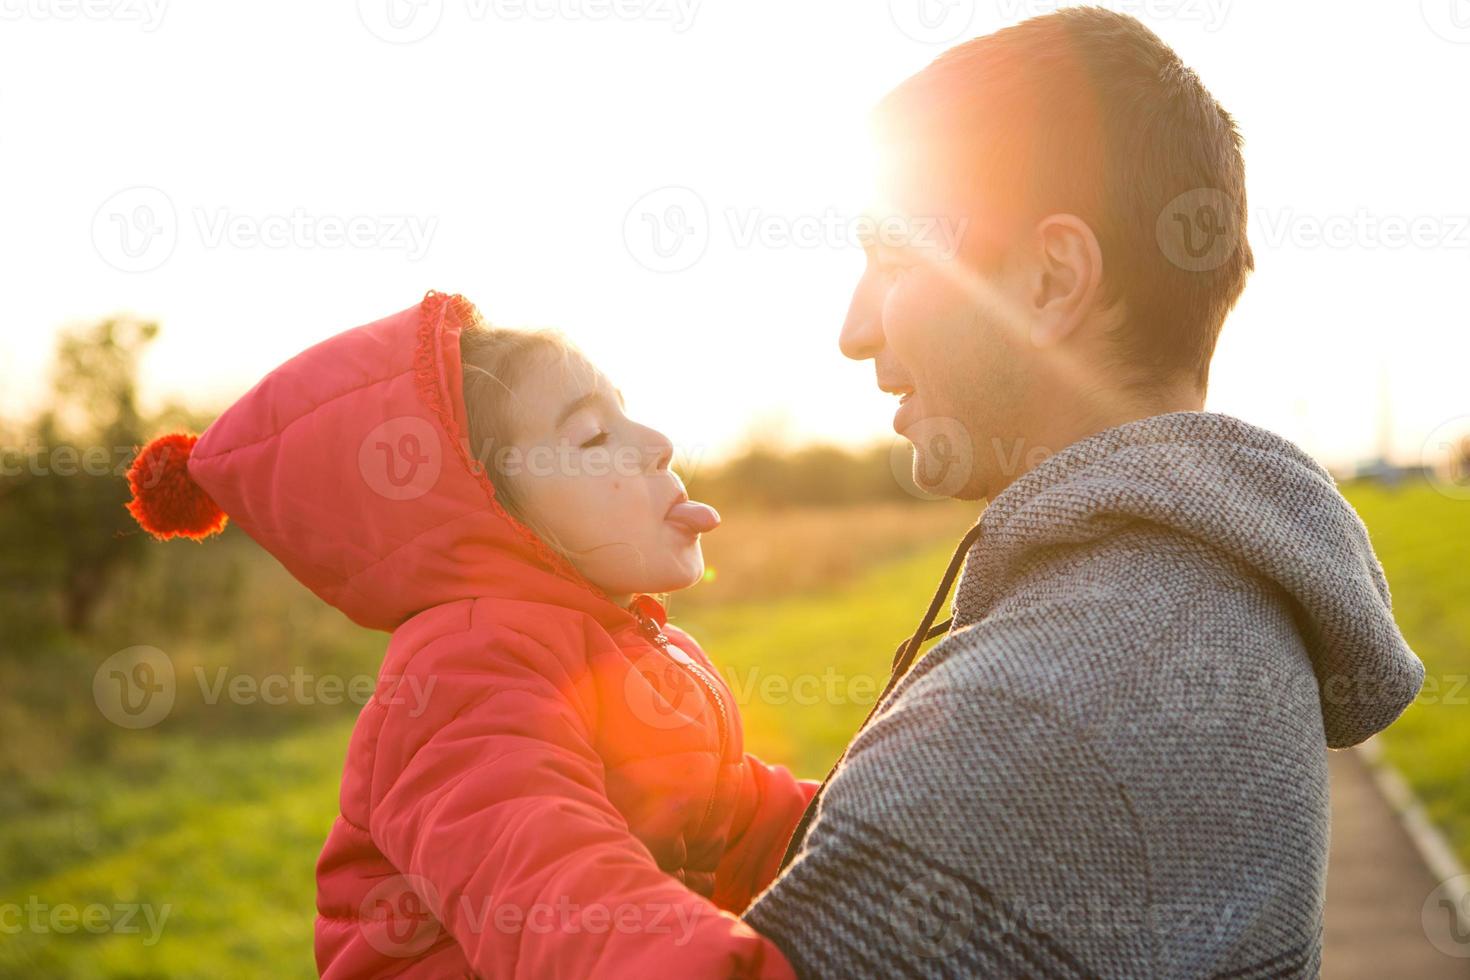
(744, 411, 1424, 979)
(185, 293, 812, 978)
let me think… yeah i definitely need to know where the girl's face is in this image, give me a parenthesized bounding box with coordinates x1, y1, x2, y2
(495, 354, 713, 602)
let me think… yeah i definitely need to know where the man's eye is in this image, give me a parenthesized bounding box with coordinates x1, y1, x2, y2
(580, 432, 609, 449)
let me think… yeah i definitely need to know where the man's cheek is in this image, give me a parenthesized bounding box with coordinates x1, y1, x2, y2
(881, 294, 924, 369)
(887, 273, 955, 351)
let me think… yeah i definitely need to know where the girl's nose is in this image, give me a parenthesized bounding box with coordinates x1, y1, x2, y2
(642, 428, 674, 472)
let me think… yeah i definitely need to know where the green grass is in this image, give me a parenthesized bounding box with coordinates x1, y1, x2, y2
(3, 484, 1465, 976)
(0, 724, 353, 978)
(1341, 480, 1470, 867)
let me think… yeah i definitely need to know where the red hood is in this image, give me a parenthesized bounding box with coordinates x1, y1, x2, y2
(186, 291, 646, 634)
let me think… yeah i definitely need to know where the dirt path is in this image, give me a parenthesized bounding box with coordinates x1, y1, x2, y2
(1322, 750, 1470, 978)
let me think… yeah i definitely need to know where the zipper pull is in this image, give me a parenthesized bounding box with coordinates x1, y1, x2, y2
(630, 594, 672, 647)
(634, 608, 669, 647)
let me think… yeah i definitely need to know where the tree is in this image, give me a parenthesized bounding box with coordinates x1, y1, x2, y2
(0, 316, 159, 637)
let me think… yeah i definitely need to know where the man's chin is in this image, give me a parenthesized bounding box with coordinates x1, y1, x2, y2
(912, 461, 987, 501)
(908, 443, 979, 499)
(895, 411, 977, 493)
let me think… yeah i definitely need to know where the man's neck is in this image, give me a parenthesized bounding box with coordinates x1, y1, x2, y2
(991, 381, 1205, 499)
(1071, 379, 1205, 442)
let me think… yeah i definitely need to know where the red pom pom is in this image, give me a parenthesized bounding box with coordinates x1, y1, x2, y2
(125, 433, 227, 541)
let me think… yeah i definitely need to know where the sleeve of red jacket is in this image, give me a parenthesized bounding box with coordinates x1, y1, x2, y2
(367, 622, 796, 980)
(712, 756, 819, 913)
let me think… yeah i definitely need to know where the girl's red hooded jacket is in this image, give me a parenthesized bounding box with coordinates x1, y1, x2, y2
(134, 292, 814, 978)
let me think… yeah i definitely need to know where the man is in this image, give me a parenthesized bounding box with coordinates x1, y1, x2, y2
(742, 9, 1423, 977)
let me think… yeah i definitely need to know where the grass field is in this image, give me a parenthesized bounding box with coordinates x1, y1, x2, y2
(1340, 480, 1470, 867)
(0, 486, 1465, 977)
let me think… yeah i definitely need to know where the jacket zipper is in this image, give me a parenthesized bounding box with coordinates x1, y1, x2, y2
(634, 610, 729, 835)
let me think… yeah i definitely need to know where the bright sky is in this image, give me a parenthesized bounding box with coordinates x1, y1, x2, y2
(2, 0, 1467, 474)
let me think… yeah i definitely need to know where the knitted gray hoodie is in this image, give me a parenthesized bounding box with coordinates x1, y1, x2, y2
(743, 411, 1424, 979)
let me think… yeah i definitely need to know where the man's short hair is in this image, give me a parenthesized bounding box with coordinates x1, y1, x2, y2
(876, 6, 1254, 391)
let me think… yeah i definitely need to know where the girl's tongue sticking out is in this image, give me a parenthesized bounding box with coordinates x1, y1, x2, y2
(666, 498, 721, 533)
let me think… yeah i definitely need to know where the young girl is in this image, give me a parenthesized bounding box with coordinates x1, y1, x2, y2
(125, 291, 815, 978)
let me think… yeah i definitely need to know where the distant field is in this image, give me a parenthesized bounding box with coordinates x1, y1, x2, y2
(1, 486, 1464, 976)
(678, 498, 979, 610)
(1341, 480, 1470, 867)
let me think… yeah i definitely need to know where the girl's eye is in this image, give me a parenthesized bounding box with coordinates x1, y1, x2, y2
(580, 432, 609, 449)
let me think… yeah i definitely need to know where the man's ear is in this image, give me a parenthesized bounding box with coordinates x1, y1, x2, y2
(1027, 214, 1104, 348)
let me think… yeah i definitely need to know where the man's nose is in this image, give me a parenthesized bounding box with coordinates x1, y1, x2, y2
(838, 276, 884, 361)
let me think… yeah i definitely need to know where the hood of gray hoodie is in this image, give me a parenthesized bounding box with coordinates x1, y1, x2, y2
(949, 410, 1423, 748)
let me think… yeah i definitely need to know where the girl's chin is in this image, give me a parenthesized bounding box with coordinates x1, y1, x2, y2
(587, 533, 705, 598)
(600, 570, 705, 602)
(650, 568, 705, 595)
(641, 550, 706, 595)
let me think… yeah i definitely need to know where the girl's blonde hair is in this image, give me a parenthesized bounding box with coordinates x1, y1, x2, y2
(459, 321, 589, 560)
